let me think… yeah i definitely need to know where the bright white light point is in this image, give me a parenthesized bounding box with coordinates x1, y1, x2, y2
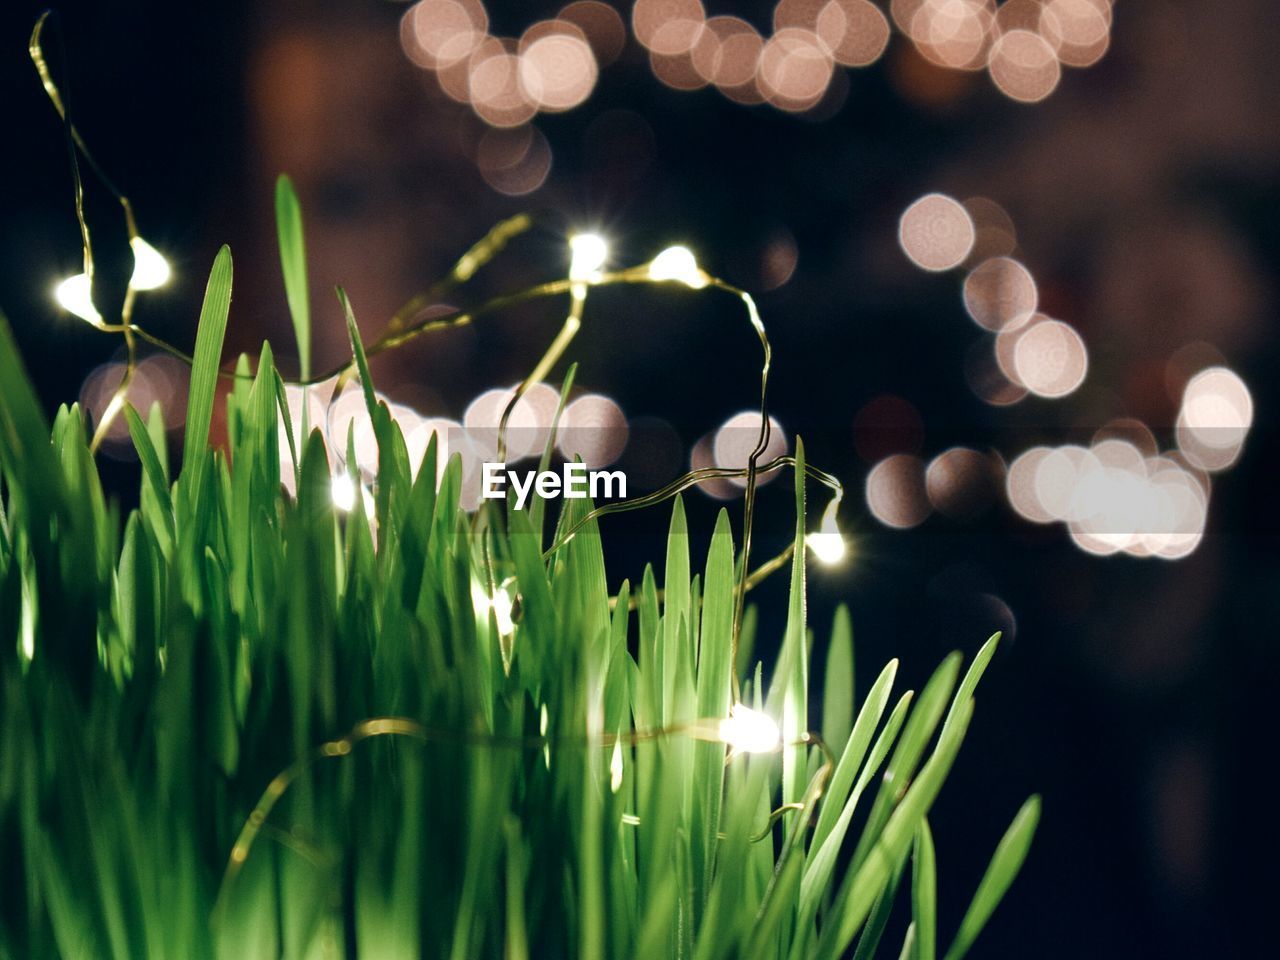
(648, 245, 707, 288)
(331, 474, 358, 511)
(54, 273, 102, 324)
(471, 582, 516, 634)
(610, 740, 624, 793)
(491, 588, 515, 634)
(806, 499, 846, 565)
(568, 233, 608, 282)
(128, 237, 172, 290)
(718, 703, 781, 754)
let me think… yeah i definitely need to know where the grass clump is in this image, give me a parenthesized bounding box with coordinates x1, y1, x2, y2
(0, 229, 1037, 958)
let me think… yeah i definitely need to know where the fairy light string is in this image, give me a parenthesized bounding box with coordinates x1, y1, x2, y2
(212, 713, 837, 928)
(32, 16, 850, 911)
(30, 11, 169, 453)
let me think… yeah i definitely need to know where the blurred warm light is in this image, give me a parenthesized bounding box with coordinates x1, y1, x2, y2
(1034, 444, 1097, 521)
(1091, 438, 1146, 476)
(690, 433, 740, 500)
(816, 0, 892, 68)
(1006, 446, 1056, 523)
(327, 387, 375, 459)
(962, 196, 1018, 261)
(1179, 367, 1253, 454)
(912, 0, 992, 71)
(760, 229, 800, 290)
(79, 356, 188, 452)
(713, 412, 788, 487)
(899, 193, 976, 272)
(464, 387, 543, 461)
(557, 393, 629, 468)
(1039, 0, 1111, 67)
(519, 26, 599, 111)
(773, 0, 826, 32)
(434, 44, 477, 102)
(806, 498, 847, 565)
(964, 343, 1028, 406)
(994, 0, 1044, 33)
(650, 44, 709, 91)
(1176, 418, 1245, 473)
(865, 453, 931, 528)
(1093, 418, 1159, 459)
(128, 237, 172, 291)
(559, 1, 628, 67)
(926, 446, 1001, 520)
(399, 0, 1106, 115)
(963, 257, 1037, 332)
(54, 273, 102, 325)
(469, 41, 537, 127)
(477, 124, 553, 196)
(889, 0, 925, 34)
(404, 417, 461, 481)
(568, 232, 608, 282)
(1011, 318, 1088, 398)
(1172, 363, 1254, 473)
(700, 17, 764, 94)
(718, 703, 781, 754)
(402, 0, 488, 70)
(987, 28, 1061, 103)
(648, 245, 707, 288)
(758, 28, 834, 110)
(463, 382, 561, 462)
(633, 0, 706, 55)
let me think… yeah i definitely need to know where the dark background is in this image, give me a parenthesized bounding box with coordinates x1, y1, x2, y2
(2, 1, 1277, 956)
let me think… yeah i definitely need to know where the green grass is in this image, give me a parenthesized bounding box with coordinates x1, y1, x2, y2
(0, 226, 1037, 958)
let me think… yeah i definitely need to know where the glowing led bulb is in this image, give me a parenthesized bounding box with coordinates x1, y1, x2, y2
(472, 581, 517, 634)
(718, 703, 782, 754)
(331, 474, 358, 511)
(129, 236, 172, 290)
(648, 245, 707, 289)
(54, 273, 102, 325)
(568, 233, 608, 282)
(331, 475, 374, 514)
(806, 498, 847, 565)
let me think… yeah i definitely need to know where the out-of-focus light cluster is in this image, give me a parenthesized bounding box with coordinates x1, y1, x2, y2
(887, 189, 1254, 559)
(275, 378, 631, 514)
(864, 445, 1002, 528)
(635, 0, 890, 111)
(894, 0, 1112, 102)
(400, 1, 1111, 141)
(999, 364, 1252, 560)
(1006, 437, 1212, 559)
(401, 1, 604, 124)
(902, 193, 1089, 404)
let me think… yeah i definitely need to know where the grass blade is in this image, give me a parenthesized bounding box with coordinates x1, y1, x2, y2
(912, 819, 937, 960)
(182, 245, 233, 485)
(942, 795, 1041, 960)
(275, 175, 310, 379)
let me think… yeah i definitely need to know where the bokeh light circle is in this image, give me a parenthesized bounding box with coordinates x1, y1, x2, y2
(899, 193, 976, 271)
